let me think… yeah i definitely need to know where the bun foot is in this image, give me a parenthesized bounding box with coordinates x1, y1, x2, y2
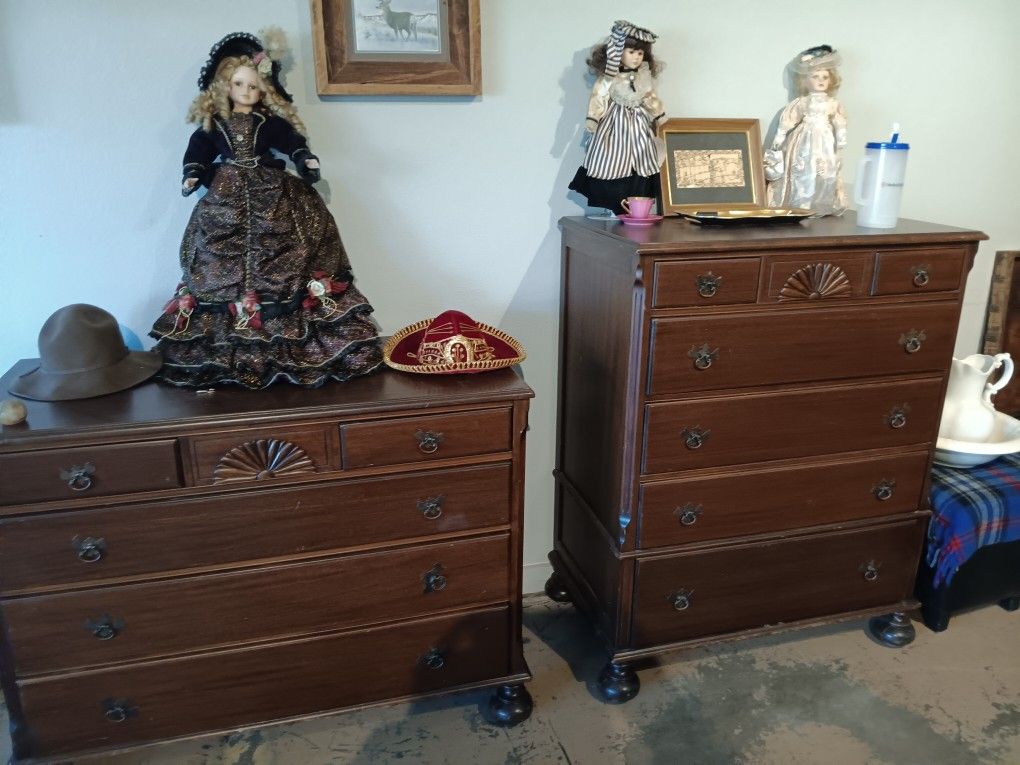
(1000, 596, 1020, 612)
(869, 611, 916, 647)
(484, 683, 532, 726)
(544, 572, 572, 603)
(598, 661, 639, 703)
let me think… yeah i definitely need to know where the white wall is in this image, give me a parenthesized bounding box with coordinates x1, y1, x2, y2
(3, 1, 1018, 593)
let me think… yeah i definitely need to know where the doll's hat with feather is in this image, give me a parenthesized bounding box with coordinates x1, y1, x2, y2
(792, 44, 841, 74)
(198, 28, 294, 102)
(605, 20, 657, 76)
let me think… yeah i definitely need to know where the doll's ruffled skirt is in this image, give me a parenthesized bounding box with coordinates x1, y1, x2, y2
(150, 165, 382, 389)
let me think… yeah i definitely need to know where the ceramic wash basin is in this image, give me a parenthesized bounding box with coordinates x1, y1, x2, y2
(934, 410, 1020, 468)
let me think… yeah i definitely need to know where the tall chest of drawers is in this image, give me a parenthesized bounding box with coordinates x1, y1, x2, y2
(0, 365, 533, 761)
(546, 213, 986, 700)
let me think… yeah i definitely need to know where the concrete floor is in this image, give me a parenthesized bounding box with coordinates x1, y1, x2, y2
(4, 596, 1019, 764)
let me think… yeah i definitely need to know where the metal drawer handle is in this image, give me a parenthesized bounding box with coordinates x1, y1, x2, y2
(102, 698, 136, 723)
(60, 462, 96, 492)
(912, 266, 931, 287)
(861, 561, 881, 582)
(873, 479, 896, 501)
(73, 536, 106, 564)
(415, 429, 444, 454)
(85, 615, 123, 641)
(417, 495, 444, 520)
(423, 564, 447, 593)
(886, 406, 909, 430)
(675, 503, 703, 526)
(670, 589, 694, 611)
(681, 427, 710, 450)
(695, 273, 721, 298)
(688, 344, 719, 371)
(899, 329, 926, 354)
(421, 648, 446, 670)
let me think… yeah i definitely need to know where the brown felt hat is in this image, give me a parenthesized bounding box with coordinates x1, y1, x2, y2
(9, 304, 162, 401)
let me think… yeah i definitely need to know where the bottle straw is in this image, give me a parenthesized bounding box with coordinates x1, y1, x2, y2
(890, 122, 901, 144)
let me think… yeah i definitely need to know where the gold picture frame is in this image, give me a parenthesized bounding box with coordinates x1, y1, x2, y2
(657, 118, 765, 215)
(311, 0, 481, 96)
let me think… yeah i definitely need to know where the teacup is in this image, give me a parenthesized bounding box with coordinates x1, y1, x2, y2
(621, 196, 655, 218)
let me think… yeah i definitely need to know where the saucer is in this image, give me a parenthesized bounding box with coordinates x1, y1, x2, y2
(619, 214, 663, 227)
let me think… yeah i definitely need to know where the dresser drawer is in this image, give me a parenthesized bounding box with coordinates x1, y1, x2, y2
(764, 251, 872, 301)
(643, 377, 943, 474)
(652, 258, 760, 307)
(638, 450, 929, 549)
(873, 248, 966, 295)
(648, 302, 957, 395)
(341, 408, 511, 469)
(0, 441, 180, 506)
(17, 606, 510, 759)
(5, 534, 509, 675)
(0, 464, 511, 594)
(187, 424, 337, 484)
(631, 519, 923, 647)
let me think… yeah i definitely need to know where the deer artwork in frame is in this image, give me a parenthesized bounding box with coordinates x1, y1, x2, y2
(310, 0, 481, 95)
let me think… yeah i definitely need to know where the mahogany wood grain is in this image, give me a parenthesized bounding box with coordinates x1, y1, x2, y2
(5, 535, 509, 676)
(0, 441, 180, 506)
(18, 606, 509, 759)
(648, 302, 959, 395)
(341, 408, 510, 469)
(643, 377, 944, 474)
(652, 258, 760, 307)
(873, 247, 966, 295)
(0, 463, 511, 595)
(631, 519, 924, 647)
(638, 450, 930, 548)
(186, 423, 338, 483)
(763, 251, 873, 300)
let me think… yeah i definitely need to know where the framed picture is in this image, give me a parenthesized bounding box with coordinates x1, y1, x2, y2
(657, 118, 765, 215)
(983, 250, 1020, 416)
(310, 0, 481, 96)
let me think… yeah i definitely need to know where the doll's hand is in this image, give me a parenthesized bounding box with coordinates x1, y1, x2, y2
(304, 159, 320, 170)
(182, 177, 199, 197)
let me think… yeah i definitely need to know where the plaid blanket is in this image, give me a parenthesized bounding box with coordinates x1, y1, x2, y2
(928, 452, 1020, 587)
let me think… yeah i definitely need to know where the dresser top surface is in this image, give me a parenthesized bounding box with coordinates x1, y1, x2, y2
(0, 363, 533, 447)
(561, 211, 987, 253)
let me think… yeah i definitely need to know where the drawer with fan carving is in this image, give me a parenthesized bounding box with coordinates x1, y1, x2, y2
(630, 518, 924, 648)
(648, 302, 958, 395)
(3, 533, 509, 676)
(642, 376, 944, 474)
(15, 605, 511, 760)
(0, 463, 512, 595)
(0, 441, 181, 507)
(638, 450, 929, 549)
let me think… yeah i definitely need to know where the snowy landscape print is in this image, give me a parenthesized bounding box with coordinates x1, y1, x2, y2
(352, 0, 443, 54)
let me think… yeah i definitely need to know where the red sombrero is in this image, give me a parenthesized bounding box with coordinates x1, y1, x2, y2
(383, 310, 526, 374)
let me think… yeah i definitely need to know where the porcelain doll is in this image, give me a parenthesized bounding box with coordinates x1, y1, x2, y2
(150, 29, 382, 388)
(765, 45, 848, 216)
(568, 20, 666, 215)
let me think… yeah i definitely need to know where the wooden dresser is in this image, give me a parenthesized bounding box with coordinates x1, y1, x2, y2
(0, 365, 533, 761)
(545, 213, 987, 701)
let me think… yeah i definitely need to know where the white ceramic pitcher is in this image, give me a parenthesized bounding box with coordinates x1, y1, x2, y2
(938, 353, 1014, 442)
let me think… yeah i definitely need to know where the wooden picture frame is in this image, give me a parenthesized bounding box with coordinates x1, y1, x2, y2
(657, 118, 765, 215)
(311, 0, 481, 96)
(982, 250, 1020, 415)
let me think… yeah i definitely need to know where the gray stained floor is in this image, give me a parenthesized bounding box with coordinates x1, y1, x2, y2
(4, 596, 1019, 764)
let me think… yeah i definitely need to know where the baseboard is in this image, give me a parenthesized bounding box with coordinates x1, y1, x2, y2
(523, 560, 553, 596)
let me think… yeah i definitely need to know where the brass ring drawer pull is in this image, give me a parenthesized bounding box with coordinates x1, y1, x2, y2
(86, 615, 123, 641)
(60, 462, 96, 492)
(423, 564, 447, 593)
(674, 503, 703, 526)
(681, 427, 710, 450)
(670, 590, 694, 611)
(899, 329, 926, 354)
(912, 266, 930, 287)
(861, 561, 881, 582)
(415, 429, 444, 454)
(886, 406, 908, 429)
(872, 480, 896, 501)
(417, 495, 444, 520)
(421, 648, 446, 670)
(74, 536, 106, 564)
(688, 344, 719, 371)
(102, 698, 135, 723)
(695, 273, 721, 298)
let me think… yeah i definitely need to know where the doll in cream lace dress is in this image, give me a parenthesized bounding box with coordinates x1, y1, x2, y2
(765, 45, 848, 216)
(568, 20, 666, 215)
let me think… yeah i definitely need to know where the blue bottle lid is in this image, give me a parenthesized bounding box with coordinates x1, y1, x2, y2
(866, 141, 909, 150)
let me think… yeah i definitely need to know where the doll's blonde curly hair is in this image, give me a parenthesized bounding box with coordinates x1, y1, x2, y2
(187, 55, 307, 135)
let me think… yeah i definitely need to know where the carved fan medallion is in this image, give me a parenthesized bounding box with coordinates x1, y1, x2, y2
(214, 439, 316, 484)
(779, 263, 852, 301)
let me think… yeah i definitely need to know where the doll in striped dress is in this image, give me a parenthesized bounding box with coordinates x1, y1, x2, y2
(568, 20, 666, 215)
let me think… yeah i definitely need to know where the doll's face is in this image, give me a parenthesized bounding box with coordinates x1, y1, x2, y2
(807, 69, 831, 93)
(621, 47, 645, 70)
(228, 65, 262, 111)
